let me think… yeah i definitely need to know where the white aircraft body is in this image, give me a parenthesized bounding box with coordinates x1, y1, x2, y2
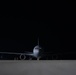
(0, 39, 75, 60)
(0, 39, 42, 60)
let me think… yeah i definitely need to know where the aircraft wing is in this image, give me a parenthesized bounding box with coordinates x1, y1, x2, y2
(0, 52, 34, 56)
(40, 51, 76, 59)
(41, 51, 76, 56)
(0, 52, 24, 55)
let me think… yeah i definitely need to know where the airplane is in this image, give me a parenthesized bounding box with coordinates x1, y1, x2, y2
(0, 38, 76, 60)
(0, 38, 44, 60)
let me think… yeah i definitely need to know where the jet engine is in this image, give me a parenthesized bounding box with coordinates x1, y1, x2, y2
(19, 54, 26, 60)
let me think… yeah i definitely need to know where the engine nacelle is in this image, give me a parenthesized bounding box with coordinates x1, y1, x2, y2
(20, 54, 26, 60)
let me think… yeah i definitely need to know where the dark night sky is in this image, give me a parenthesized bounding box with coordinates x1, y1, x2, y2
(0, 1, 76, 53)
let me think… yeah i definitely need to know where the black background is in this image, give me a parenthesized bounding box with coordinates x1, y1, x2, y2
(0, 1, 76, 59)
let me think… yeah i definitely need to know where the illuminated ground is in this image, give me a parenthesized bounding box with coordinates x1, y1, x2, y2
(0, 60, 76, 75)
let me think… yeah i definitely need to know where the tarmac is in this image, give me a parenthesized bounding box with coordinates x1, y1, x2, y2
(0, 60, 76, 75)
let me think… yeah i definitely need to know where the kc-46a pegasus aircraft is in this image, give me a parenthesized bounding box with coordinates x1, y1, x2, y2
(0, 39, 76, 60)
(0, 39, 45, 60)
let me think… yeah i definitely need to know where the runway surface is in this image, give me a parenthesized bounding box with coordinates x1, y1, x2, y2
(0, 60, 76, 75)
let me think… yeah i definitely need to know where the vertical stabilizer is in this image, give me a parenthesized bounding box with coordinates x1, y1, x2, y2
(38, 38, 39, 46)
